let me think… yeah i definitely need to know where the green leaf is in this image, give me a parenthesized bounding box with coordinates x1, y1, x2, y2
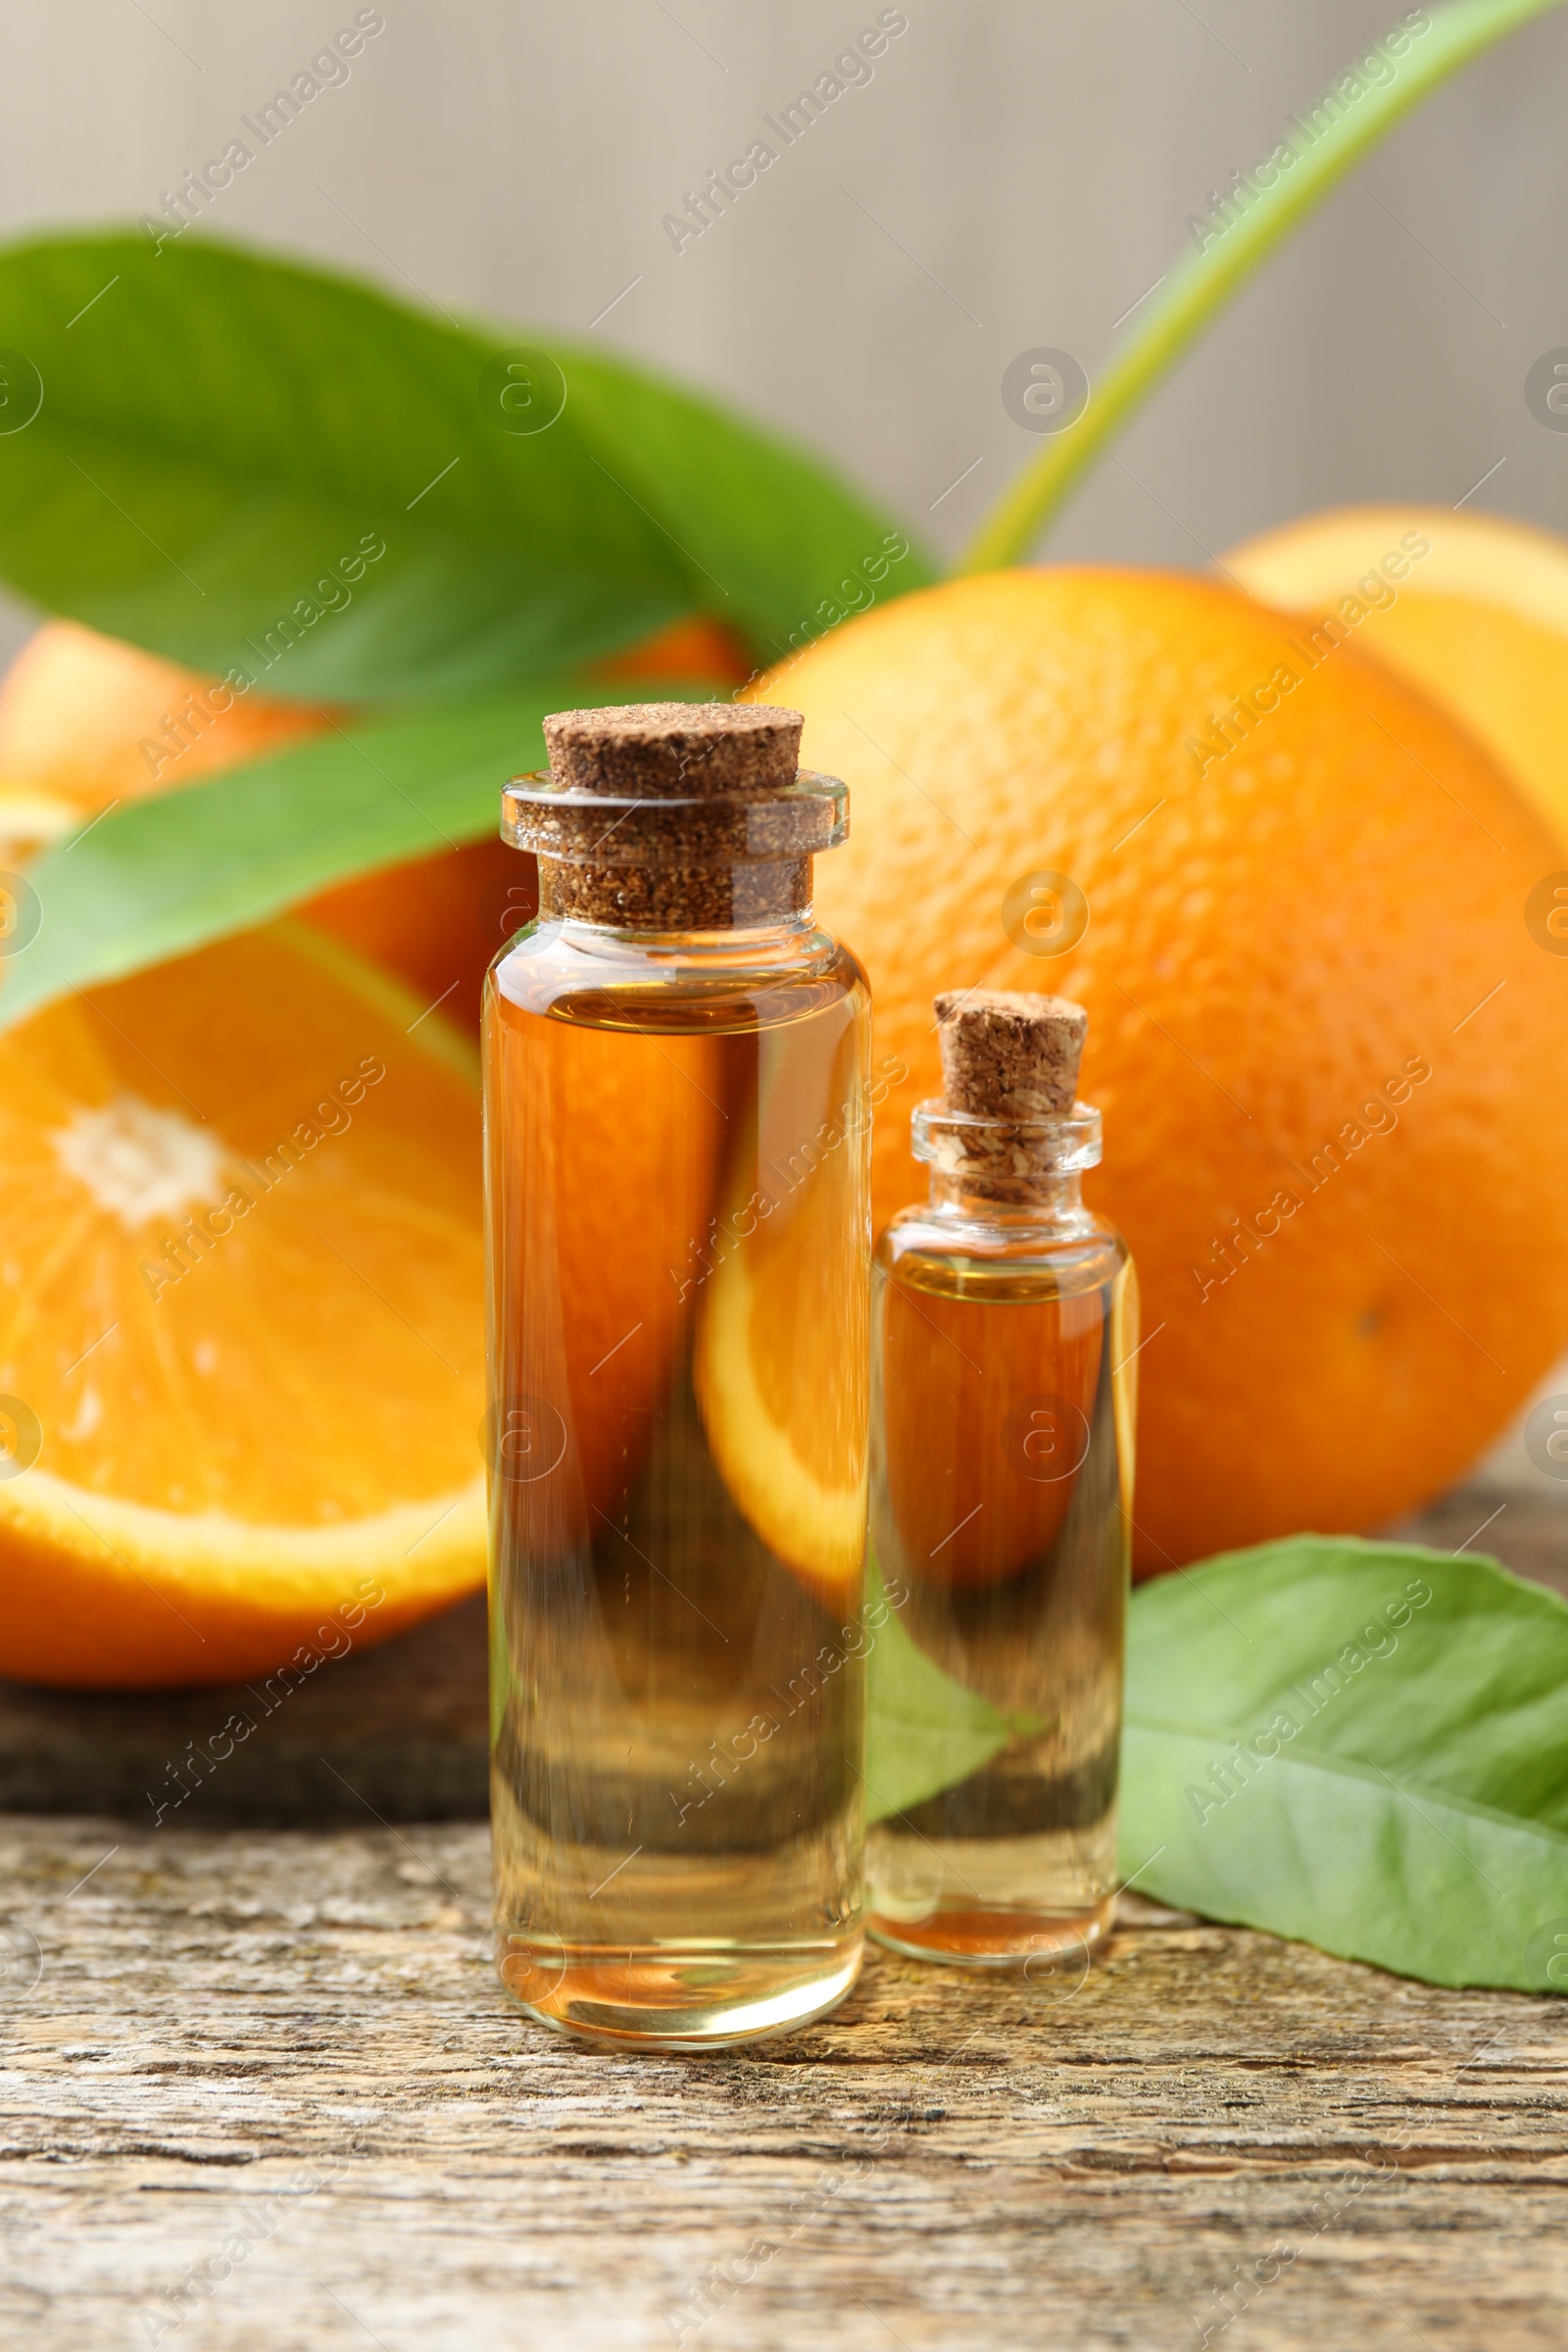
(0, 675, 727, 1029)
(1120, 1537, 1568, 1993)
(863, 1553, 1040, 1825)
(962, 0, 1568, 570)
(0, 231, 929, 697)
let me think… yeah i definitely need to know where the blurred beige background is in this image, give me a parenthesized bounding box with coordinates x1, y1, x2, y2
(0, 0, 1565, 672)
(2, 0, 1566, 1495)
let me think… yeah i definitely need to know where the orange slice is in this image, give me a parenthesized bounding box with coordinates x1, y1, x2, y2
(0, 921, 485, 1689)
(692, 1014, 870, 1602)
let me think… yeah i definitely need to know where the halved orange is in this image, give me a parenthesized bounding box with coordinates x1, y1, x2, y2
(1224, 504, 1568, 847)
(0, 921, 485, 1688)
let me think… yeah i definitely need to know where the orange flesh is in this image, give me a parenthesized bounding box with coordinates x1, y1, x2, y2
(0, 924, 486, 1687)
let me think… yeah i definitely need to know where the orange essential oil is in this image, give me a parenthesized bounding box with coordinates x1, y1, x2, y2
(483, 704, 871, 2047)
(866, 991, 1137, 1967)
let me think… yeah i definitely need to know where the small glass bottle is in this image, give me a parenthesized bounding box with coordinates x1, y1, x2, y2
(866, 991, 1137, 1966)
(484, 703, 871, 2049)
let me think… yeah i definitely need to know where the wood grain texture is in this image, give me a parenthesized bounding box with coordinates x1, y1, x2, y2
(3, 1814, 1566, 2352)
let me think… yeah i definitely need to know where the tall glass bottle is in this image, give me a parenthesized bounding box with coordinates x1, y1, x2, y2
(866, 991, 1136, 1966)
(484, 703, 871, 2048)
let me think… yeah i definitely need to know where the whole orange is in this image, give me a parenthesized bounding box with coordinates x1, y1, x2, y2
(0, 614, 751, 1026)
(0, 616, 336, 813)
(751, 569, 1568, 1569)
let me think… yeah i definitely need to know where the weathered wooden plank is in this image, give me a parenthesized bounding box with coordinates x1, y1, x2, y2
(2, 1814, 1566, 2351)
(0, 1594, 489, 1826)
(1387, 1489, 1568, 1600)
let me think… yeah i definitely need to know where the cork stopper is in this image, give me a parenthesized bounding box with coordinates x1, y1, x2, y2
(929, 990, 1090, 1200)
(542, 703, 802, 798)
(936, 991, 1087, 1115)
(506, 702, 837, 929)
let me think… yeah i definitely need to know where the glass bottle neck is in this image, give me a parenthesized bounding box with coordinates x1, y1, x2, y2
(909, 1098, 1103, 1233)
(535, 852, 814, 936)
(924, 1165, 1089, 1227)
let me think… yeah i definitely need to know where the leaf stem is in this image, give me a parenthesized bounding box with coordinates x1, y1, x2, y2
(960, 0, 1568, 574)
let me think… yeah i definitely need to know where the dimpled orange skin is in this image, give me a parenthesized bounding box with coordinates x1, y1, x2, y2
(750, 568, 1568, 1571)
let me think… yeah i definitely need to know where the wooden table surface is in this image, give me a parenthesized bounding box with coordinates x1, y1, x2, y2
(3, 1487, 1566, 2351)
